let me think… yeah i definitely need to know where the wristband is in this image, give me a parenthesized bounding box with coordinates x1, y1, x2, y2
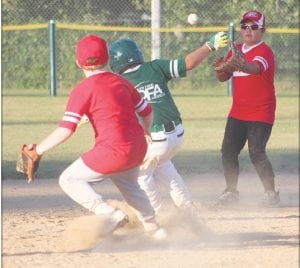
(205, 42, 215, 51)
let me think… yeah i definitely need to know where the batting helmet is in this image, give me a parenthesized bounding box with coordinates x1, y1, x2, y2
(109, 38, 144, 74)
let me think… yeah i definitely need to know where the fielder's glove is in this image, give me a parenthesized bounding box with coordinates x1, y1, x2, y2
(206, 32, 229, 51)
(214, 41, 245, 73)
(16, 144, 42, 183)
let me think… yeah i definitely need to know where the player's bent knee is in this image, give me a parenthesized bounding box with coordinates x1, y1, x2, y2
(58, 170, 71, 189)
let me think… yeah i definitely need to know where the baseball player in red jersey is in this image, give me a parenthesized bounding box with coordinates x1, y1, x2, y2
(214, 11, 279, 206)
(26, 35, 166, 239)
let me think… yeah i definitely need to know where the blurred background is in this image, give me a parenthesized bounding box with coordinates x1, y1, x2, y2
(2, 0, 299, 94)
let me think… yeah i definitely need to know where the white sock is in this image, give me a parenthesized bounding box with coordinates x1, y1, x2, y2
(93, 202, 115, 215)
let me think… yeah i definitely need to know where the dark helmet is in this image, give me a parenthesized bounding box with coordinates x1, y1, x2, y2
(109, 38, 144, 74)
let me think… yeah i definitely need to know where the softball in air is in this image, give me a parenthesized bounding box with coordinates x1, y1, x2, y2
(187, 13, 199, 25)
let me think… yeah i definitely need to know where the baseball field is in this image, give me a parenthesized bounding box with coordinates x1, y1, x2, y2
(2, 85, 299, 267)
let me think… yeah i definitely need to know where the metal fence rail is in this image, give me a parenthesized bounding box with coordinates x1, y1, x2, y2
(2, 0, 299, 94)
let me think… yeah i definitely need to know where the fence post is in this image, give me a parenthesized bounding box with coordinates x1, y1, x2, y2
(151, 0, 161, 60)
(227, 22, 235, 96)
(49, 20, 57, 96)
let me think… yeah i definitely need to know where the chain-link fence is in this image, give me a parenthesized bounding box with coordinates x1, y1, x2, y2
(2, 0, 299, 94)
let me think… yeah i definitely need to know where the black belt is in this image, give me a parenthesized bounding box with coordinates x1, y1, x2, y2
(151, 118, 182, 133)
(164, 121, 176, 132)
(152, 130, 184, 142)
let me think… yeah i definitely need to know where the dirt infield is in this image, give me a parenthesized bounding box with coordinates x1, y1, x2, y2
(2, 172, 299, 268)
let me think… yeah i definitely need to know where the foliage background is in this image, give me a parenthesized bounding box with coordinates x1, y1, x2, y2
(2, 0, 299, 93)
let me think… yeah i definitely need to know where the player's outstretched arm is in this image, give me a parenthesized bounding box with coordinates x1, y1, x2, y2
(185, 32, 228, 71)
(36, 127, 73, 155)
(240, 62, 261, 74)
(16, 127, 73, 183)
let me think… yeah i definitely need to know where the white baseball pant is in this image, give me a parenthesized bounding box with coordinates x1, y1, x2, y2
(138, 124, 192, 212)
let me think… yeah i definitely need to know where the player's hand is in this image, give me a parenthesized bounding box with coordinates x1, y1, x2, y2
(16, 144, 42, 183)
(144, 133, 152, 145)
(207, 32, 229, 51)
(213, 57, 226, 68)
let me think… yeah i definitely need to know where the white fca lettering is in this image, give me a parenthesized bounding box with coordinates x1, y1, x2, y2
(140, 83, 164, 101)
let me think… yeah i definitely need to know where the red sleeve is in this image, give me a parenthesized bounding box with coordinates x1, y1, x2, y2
(138, 102, 152, 117)
(58, 82, 90, 131)
(121, 78, 152, 117)
(251, 49, 273, 73)
(128, 82, 152, 117)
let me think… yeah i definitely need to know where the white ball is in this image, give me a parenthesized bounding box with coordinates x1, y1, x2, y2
(187, 13, 199, 25)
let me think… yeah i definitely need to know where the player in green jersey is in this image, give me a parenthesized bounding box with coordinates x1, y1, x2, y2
(109, 32, 228, 217)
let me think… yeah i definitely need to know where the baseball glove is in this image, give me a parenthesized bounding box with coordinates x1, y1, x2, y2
(16, 144, 42, 183)
(214, 41, 245, 73)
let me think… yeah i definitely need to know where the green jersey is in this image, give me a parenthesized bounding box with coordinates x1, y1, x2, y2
(122, 59, 187, 130)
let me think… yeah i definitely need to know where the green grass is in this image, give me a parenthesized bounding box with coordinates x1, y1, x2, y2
(172, 88, 299, 174)
(2, 87, 299, 179)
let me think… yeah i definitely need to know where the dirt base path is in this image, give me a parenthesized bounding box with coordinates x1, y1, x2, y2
(2, 172, 299, 268)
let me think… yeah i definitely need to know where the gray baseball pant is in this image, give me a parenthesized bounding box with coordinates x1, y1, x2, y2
(59, 157, 155, 223)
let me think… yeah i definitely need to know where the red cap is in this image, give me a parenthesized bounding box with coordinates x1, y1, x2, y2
(240, 11, 265, 29)
(76, 35, 109, 67)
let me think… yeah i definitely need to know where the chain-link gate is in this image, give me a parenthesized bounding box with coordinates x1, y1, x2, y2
(2, 0, 299, 93)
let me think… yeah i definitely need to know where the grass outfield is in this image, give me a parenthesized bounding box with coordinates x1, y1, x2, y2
(2, 86, 299, 180)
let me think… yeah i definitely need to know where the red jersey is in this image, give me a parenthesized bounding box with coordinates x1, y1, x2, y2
(59, 71, 152, 174)
(226, 41, 276, 124)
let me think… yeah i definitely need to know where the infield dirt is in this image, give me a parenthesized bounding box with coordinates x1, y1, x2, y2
(2, 172, 299, 268)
